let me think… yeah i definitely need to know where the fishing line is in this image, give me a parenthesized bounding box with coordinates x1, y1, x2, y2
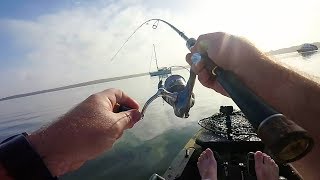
(109, 19, 161, 62)
(170, 65, 190, 72)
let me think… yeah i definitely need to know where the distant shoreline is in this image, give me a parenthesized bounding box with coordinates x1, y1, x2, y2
(266, 42, 320, 55)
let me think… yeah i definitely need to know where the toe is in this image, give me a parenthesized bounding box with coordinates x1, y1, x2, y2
(271, 159, 279, 171)
(271, 159, 277, 167)
(199, 153, 206, 161)
(206, 149, 217, 164)
(266, 156, 273, 166)
(205, 148, 212, 159)
(206, 148, 213, 157)
(203, 149, 210, 160)
(254, 151, 264, 168)
(262, 153, 269, 164)
(199, 155, 203, 162)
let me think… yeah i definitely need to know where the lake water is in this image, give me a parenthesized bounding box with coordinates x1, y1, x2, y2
(0, 52, 319, 179)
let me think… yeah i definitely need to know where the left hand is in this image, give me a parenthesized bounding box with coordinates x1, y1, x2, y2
(27, 88, 141, 176)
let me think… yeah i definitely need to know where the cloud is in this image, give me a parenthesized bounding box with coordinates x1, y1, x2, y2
(0, 0, 319, 97)
(0, 1, 188, 97)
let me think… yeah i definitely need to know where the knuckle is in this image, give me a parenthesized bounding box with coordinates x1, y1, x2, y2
(197, 34, 206, 40)
(185, 53, 192, 64)
(114, 118, 126, 132)
(213, 31, 227, 37)
(111, 88, 125, 97)
(88, 93, 101, 103)
(112, 123, 125, 139)
(114, 122, 122, 132)
(185, 53, 191, 60)
(105, 88, 118, 93)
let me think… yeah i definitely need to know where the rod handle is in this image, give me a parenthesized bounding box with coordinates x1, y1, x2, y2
(258, 114, 314, 163)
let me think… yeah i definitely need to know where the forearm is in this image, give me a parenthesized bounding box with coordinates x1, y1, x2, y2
(233, 53, 320, 179)
(233, 54, 320, 135)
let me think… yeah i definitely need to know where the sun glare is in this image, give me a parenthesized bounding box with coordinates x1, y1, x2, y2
(186, 0, 319, 51)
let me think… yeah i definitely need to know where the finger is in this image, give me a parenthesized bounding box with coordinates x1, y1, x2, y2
(190, 58, 229, 97)
(254, 151, 264, 169)
(191, 32, 232, 68)
(190, 34, 211, 54)
(186, 53, 192, 66)
(107, 109, 141, 140)
(197, 69, 215, 87)
(191, 57, 206, 75)
(186, 53, 207, 75)
(99, 88, 140, 110)
(115, 109, 141, 131)
(213, 81, 229, 97)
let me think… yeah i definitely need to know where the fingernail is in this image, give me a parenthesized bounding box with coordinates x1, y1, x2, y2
(199, 40, 209, 52)
(191, 53, 202, 66)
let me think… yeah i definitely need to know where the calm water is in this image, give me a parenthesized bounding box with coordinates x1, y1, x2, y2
(0, 52, 319, 179)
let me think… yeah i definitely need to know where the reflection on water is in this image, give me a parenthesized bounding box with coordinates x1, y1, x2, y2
(0, 52, 319, 179)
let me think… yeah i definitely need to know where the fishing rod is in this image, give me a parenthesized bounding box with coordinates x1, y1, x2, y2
(110, 19, 190, 62)
(116, 19, 314, 164)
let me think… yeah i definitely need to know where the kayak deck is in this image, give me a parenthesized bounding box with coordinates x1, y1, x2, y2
(160, 107, 303, 180)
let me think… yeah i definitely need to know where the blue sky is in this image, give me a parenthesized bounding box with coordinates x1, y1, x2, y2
(0, 1, 67, 19)
(0, 0, 66, 69)
(0, 0, 103, 68)
(0, 0, 319, 97)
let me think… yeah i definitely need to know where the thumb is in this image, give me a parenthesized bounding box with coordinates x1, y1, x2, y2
(116, 109, 141, 130)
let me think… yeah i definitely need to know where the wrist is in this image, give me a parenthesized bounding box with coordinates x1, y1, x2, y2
(27, 130, 63, 177)
(0, 134, 57, 179)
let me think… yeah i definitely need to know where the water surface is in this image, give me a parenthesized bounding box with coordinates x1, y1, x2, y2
(0, 52, 319, 179)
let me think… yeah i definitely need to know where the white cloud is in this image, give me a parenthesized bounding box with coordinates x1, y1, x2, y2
(0, 2, 185, 96)
(0, 0, 319, 97)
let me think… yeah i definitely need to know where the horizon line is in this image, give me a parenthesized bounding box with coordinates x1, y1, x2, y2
(0, 66, 188, 102)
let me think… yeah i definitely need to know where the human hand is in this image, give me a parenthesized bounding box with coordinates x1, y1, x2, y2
(27, 88, 141, 176)
(186, 32, 263, 96)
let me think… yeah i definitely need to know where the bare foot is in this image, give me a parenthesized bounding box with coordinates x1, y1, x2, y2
(254, 151, 279, 180)
(197, 148, 217, 180)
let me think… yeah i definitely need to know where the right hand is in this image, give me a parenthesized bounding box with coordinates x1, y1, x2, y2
(185, 32, 263, 96)
(28, 88, 141, 176)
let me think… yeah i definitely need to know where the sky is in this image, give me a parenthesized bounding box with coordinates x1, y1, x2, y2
(0, 0, 319, 97)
